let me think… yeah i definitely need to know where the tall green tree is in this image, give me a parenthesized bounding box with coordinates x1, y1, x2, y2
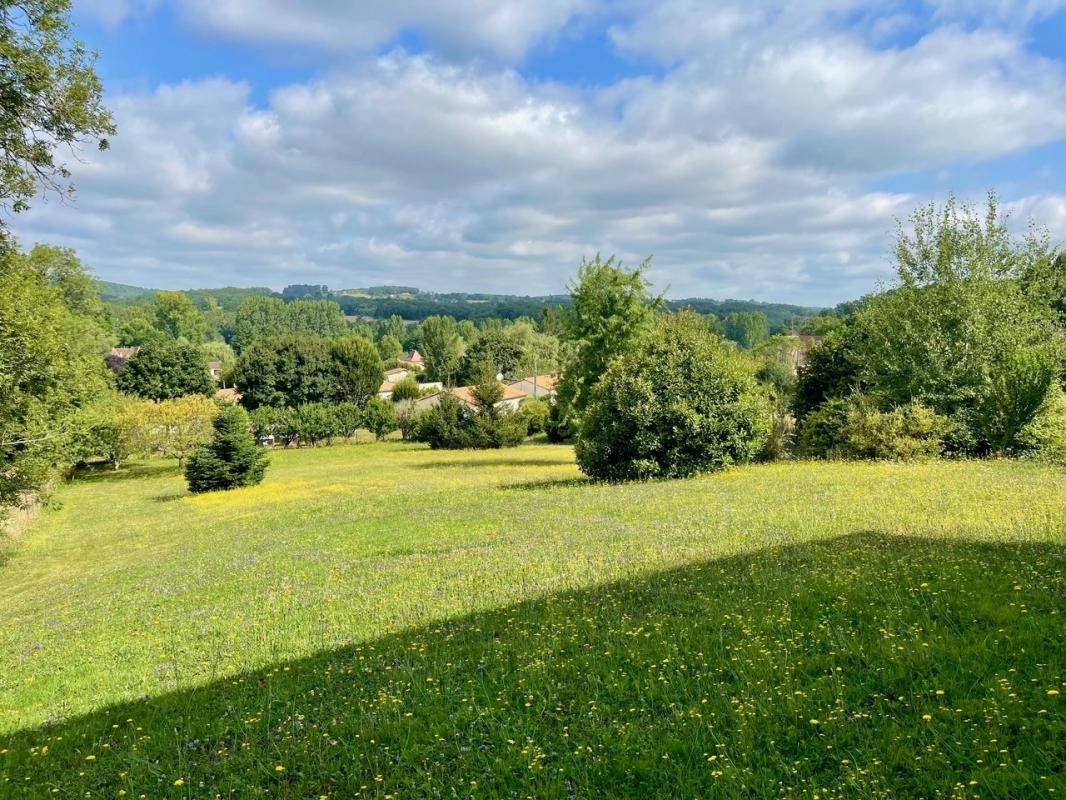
(850, 194, 1063, 455)
(0, 0, 114, 220)
(723, 311, 771, 349)
(330, 337, 384, 406)
(154, 291, 207, 342)
(232, 296, 287, 352)
(115, 338, 214, 400)
(418, 316, 466, 385)
(0, 243, 109, 515)
(231, 335, 334, 409)
(555, 254, 659, 434)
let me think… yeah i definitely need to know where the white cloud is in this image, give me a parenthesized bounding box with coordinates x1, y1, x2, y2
(26, 3, 1066, 302)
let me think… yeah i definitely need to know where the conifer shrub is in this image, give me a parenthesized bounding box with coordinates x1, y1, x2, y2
(185, 406, 268, 493)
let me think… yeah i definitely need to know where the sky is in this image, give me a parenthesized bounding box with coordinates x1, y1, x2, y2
(11, 1, 1066, 305)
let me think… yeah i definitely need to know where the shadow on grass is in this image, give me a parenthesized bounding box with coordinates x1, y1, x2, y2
(71, 460, 181, 485)
(2, 533, 1064, 799)
(411, 456, 576, 470)
(498, 476, 590, 491)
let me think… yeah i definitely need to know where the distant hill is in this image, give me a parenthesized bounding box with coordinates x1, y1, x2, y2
(96, 280, 154, 301)
(96, 279, 827, 326)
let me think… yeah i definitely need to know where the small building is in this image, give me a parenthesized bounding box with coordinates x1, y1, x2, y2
(208, 360, 223, 380)
(377, 381, 395, 400)
(399, 349, 424, 368)
(508, 375, 558, 401)
(415, 383, 527, 413)
(384, 367, 410, 383)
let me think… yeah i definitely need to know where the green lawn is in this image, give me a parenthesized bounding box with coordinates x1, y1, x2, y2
(1, 443, 1064, 798)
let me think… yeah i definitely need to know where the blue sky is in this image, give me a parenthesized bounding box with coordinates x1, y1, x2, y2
(13, 1, 1066, 305)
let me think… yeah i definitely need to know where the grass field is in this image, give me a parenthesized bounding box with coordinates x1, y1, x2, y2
(1, 442, 1064, 798)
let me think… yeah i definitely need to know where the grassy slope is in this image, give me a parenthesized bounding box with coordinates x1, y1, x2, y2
(0, 444, 1063, 798)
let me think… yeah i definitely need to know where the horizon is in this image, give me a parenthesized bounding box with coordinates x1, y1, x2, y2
(11, 2, 1066, 305)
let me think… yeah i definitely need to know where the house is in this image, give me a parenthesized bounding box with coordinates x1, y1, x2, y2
(105, 346, 140, 372)
(208, 360, 223, 380)
(399, 349, 424, 368)
(377, 381, 395, 400)
(414, 382, 527, 413)
(508, 375, 558, 401)
(384, 367, 410, 383)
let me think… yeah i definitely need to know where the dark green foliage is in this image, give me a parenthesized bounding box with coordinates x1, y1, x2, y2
(116, 339, 214, 400)
(413, 389, 526, 450)
(282, 284, 329, 301)
(413, 394, 468, 449)
(797, 399, 851, 458)
(330, 337, 384, 406)
(231, 335, 334, 410)
(722, 311, 771, 349)
(459, 329, 524, 383)
(363, 397, 398, 440)
(576, 313, 770, 481)
(556, 254, 659, 436)
(792, 328, 863, 421)
(0, 0, 114, 219)
(184, 406, 268, 493)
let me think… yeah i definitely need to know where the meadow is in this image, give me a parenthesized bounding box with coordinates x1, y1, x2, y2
(0, 442, 1064, 798)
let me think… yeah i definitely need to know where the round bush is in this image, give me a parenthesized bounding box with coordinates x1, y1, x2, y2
(575, 313, 770, 481)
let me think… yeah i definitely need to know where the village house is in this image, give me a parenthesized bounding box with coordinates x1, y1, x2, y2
(508, 375, 558, 401)
(414, 382, 527, 413)
(399, 349, 424, 368)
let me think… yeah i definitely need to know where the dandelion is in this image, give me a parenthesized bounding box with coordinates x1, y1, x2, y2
(275, 765, 285, 773)
(174, 778, 184, 786)
(1048, 689, 1060, 696)
(922, 714, 932, 721)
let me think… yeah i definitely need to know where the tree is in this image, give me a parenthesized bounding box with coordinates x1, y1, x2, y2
(232, 296, 287, 352)
(330, 337, 384, 406)
(22, 244, 107, 322)
(231, 335, 334, 409)
(377, 334, 404, 361)
(0, 0, 114, 220)
(117, 315, 165, 347)
(793, 327, 864, 422)
(390, 376, 422, 402)
(285, 299, 347, 338)
(0, 244, 110, 515)
(153, 291, 207, 342)
(332, 403, 363, 440)
(418, 316, 466, 385)
(576, 312, 770, 481)
(185, 406, 268, 493)
(849, 194, 1063, 455)
(363, 397, 397, 440)
(723, 311, 771, 349)
(555, 254, 659, 436)
(116, 338, 214, 400)
(459, 329, 524, 384)
(293, 403, 339, 446)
